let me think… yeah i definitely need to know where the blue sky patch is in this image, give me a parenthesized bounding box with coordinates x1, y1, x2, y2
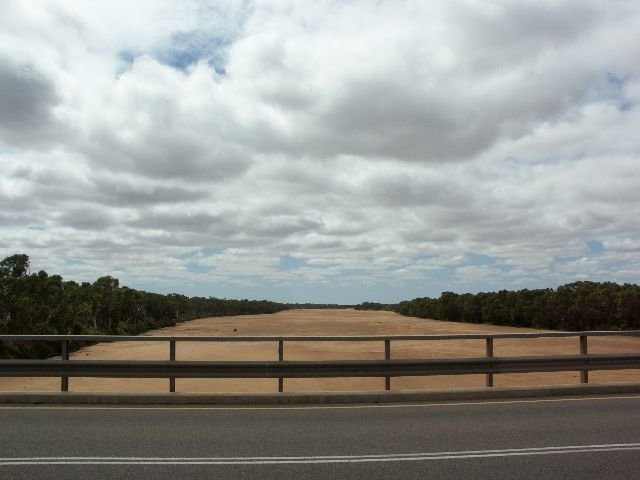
(463, 253, 496, 266)
(117, 31, 230, 75)
(64, 258, 83, 266)
(605, 71, 633, 111)
(156, 30, 231, 73)
(587, 239, 605, 254)
(279, 255, 306, 271)
(186, 263, 211, 274)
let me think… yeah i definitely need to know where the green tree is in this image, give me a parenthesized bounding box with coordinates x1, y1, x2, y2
(0, 254, 30, 277)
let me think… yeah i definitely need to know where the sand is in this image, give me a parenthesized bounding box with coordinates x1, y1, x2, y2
(1, 308, 639, 393)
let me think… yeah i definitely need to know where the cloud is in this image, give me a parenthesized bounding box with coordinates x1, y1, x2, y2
(0, 59, 60, 144)
(0, 0, 640, 303)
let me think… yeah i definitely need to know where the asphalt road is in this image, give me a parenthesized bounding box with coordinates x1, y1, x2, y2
(1, 395, 640, 479)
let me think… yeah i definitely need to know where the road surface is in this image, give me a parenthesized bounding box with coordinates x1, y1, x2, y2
(1, 395, 640, 479)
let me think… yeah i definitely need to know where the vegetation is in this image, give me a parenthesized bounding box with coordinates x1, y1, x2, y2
(358, 282, 640, 331)
(287, 303, 355, 309)
(354, 302, 394, 311)
(0, 254, 287, 359)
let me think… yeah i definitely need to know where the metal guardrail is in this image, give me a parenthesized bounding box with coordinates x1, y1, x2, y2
(1, 331, 640, 393)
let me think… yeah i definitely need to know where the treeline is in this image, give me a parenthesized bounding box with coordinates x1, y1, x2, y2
(288, 303, 355, 309)
(0, 254, 287, 359)
(357, 282, 640, 331)
(355, 302, 395, 311)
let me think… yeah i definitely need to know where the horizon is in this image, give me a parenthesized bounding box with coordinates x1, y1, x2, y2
(6, 252, 635, 306)
(2, 1, 640, 304)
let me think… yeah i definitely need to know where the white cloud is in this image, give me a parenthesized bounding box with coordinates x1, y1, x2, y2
(1, 0, 640, 302)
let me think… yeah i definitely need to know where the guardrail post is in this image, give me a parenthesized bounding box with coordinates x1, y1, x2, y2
(485, 337, 494, 387)
(278, 339, 284, 393)
(169, 339, 176, 393)
(580, 335, 588, 384)
(385, 338, 391, 390)
(61, 340, 69, 392)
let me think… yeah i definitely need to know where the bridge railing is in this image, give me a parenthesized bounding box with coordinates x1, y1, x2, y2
(1, 331, 640, 393)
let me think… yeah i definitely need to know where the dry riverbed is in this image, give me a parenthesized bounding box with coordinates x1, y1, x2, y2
(1, 309, 639, 393)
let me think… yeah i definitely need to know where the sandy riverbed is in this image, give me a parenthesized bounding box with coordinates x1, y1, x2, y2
(1, 309, 639, 393)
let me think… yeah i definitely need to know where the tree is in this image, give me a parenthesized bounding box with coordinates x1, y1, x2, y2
(0, 253, 290, 359)
(0, 254, 30, 278)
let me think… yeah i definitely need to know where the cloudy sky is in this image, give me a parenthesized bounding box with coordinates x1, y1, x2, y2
(1, 0, 640, 303)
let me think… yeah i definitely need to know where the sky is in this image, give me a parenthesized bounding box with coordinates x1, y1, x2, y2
(1, 0, 640, 304)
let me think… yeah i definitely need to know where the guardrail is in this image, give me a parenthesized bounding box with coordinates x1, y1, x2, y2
(1, 331, 640, 393)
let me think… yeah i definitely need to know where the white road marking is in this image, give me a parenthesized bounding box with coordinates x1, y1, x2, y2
(0, 394, 640, 411)
(1, 443, 640, 465)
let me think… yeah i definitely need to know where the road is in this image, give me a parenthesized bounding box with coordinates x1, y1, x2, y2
(1, 395, 640, 479)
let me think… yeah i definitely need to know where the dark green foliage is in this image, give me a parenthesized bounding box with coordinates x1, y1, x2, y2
(0, 254, 288, 359)
(354, 302, 394, 311)
(0, 254, 30, 278)
(357, 282, 640, 332)
(288, 303, 355, 309)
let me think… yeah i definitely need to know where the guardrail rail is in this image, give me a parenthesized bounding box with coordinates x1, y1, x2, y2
(1, 331, 640, 393)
